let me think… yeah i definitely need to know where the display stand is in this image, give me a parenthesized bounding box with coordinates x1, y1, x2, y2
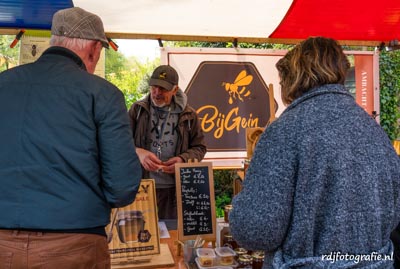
(108, 179, 166, 268)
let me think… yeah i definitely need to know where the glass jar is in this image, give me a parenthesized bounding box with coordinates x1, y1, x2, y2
(116, 210, 145, 243)
(234, 247, 248, 260)
(224, 204, 233, 223)
(237, 254, 253, 268)
(244, 159, 250, 172)
(252, 251, 265, 269)
(222, 234, 238, 250)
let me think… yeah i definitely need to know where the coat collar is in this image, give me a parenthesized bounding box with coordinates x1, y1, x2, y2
(41, 46, 87, 71)
(285, 84, 352, 112)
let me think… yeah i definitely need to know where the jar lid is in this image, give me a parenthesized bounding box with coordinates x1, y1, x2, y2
(251, 251, 265, 259)
(215, 247, 236, 257)
(224, 204, 233, 210)
(234, 247, 247, 255)
(238, 254, 253, 263)
(117, 210, 143, 219)
(196, 248, 216, 258)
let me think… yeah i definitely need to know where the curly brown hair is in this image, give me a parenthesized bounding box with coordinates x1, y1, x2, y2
(276, 37, 350, 105)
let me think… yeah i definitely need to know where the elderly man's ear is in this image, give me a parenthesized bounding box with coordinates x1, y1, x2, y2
(86, 41, 102, 73)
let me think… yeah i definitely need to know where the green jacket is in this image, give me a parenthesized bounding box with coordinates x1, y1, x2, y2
(0, 47, 142, 230)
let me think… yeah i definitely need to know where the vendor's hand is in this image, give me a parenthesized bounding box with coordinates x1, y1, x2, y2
(135, 147, 164, 172)
(162, 156, 184, 174)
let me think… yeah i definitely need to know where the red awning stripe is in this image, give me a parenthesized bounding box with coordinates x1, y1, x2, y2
(269, 0, 400, 44)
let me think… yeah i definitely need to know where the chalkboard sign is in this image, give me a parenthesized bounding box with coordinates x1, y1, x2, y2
(175, 162, 216, 241)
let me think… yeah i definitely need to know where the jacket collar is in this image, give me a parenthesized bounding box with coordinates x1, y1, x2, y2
(285, 84, 352, 112)
(41, 46, 87, 71)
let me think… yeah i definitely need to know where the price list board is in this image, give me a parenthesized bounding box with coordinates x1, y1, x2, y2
(175, 162, 216, 241)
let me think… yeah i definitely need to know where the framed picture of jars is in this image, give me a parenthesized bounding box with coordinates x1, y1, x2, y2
(106, 179, 160, 261)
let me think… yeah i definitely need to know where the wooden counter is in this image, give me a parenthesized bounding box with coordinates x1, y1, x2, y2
(160, 230, 186, 269)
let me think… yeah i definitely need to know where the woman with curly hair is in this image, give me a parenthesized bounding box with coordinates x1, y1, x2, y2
(229, 37, 400, 269)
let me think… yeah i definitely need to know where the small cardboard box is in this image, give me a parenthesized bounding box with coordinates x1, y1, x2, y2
(107, 179, 160, 260)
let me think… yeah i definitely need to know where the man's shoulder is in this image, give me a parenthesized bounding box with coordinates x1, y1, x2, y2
(132, 98, 150, 108)
(86, 72, 118, 90)
(178, 105, 201, 123)
(182, 104, 197, 114)
(129, 98, 150, 115)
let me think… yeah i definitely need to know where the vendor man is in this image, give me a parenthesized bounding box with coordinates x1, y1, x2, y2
(129, 65, 207, 220)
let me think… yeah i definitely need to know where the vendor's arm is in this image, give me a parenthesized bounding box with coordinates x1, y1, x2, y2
(162, 156, 184, 173)
(229, 122, 297, 251)
(135, 147, 164, 172)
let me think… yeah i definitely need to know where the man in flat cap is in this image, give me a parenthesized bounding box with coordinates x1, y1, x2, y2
(129, 65, 206, 222)
(0, 7, 141, 268)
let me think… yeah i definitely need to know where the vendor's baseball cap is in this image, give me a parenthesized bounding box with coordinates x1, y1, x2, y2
(149, 65, 179, 91)
(51, 7, 109, 49)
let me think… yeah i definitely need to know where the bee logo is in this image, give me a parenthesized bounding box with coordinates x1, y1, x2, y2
(31, 45, 37, 57)
(222, 70, 253, 104)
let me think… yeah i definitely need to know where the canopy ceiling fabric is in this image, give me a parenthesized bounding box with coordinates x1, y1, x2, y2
(73, 0, 291, 44)
(0, 0, 398, 46)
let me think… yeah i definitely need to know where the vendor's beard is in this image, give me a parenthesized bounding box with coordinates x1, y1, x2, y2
(151, 97, 167, 108)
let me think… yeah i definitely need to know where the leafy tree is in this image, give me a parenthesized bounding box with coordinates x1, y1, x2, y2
(166, 41, 228, 48)
(169, 40, 293, 50)
(0, 35, 19, 71)
(105, 48, 159, 108)
(213, 169, 236, 217)
(105, 47, 128, 75)
(0, 35, 159, 108)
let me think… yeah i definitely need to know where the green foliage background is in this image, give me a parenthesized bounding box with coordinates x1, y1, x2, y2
(213, 170, 236, 217)
(105, 48, 159, 108)
(379, 50, 400, 140)
(0, 35, 19, 71)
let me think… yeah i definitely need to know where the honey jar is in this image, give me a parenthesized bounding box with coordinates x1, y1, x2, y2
(234, 247, 248, 258)
(252, 251, 265, 269)
(244, 159, 250, 172)
(237, 254, 253, 268)
(222, 234, 238, 249)
(116, 210, 145, 243)
(224, 204, 233, 223)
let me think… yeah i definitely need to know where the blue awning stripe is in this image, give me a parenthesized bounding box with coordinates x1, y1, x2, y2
(0, 0, 73, 29)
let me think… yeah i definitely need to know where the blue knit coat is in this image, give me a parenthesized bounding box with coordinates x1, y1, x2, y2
(230, 84, 400, 269)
